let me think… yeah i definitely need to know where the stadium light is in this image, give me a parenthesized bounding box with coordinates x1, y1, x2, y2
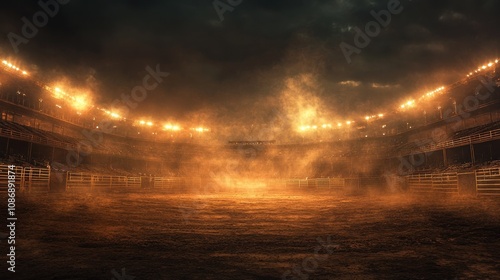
(321, 124, 332, 129)
(1, 60, 29, 76)
(164, 124, 181, 131)
(400, 100, 416, 110)
(192, 127, 210, 132)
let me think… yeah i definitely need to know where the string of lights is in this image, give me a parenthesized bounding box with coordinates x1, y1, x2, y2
(0, 57, 497, 135)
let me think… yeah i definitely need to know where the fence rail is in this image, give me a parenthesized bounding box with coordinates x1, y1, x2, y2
(2, 167, 500, 197)
(407, 173, 458, 193)
(0, 128, 76, 150)
(404, 128, 500, 155)
(66, 172, 142, 191)
(0, 164, 49, 192)
(0, 165, 24, 192)
(476, 168, 500, 196)
(23, 167, 50, 193)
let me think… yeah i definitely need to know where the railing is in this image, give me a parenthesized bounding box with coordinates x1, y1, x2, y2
(66, 172, 141, 191)
(476, 168, 500, 196)
(2, 168, 498, 196)
(431, 173, 459, 193)
(0, 127, 76, 150)
(0, 164, 24, 192)
(404, 128, 500, 155)
(23, 167, 50, 193)
(65, 172, 92, 191)
(407, 172, 458, 193)
(285, 179, 307, 188)
(127, 177, 142, 188)
(0, 164, 49, 192)
(311, 178, 343, 189)
(153, 177, 185, 189)
(408, 173, 433, 193)
(2, 118, 499, 161)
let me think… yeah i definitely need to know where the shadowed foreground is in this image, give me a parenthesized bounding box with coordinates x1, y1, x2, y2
(3, 191, 500, 279)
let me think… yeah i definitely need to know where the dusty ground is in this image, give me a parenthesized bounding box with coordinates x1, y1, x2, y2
(2, 190, 500, 280)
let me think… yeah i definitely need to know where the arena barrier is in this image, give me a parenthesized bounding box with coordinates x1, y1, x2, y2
(66, 172, 142, 192)
(407, 173, 458, 194)
(153, 177, 202, 190)
(23, 167, 50, 193)
(476, 168, 500, 196)
(75, 177, 350, 191)
(312, 178, 346, 190)
(0, 164, 50, 193)
(0, 164, 25, 192)
(6, 167, 499, 197)
(282, 178, 346, 190)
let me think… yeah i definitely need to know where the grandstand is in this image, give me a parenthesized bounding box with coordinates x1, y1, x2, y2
(0, 57, 500, 195)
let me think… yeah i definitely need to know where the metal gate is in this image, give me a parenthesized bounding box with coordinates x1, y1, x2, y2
(408, 173, 433, 193)
(66, 172, 142, 191)
(476, 168, 500, 196)
(431, 173, 459, 193)
(23, 167, 50, 193)
(66, 172, 92, 191)
(408, 173, 458, 193)
(127, 177, 141, 188)
(154, 177, 185, 189)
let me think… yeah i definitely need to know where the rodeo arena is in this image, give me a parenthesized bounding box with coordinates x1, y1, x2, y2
(1, 57, 500, 279)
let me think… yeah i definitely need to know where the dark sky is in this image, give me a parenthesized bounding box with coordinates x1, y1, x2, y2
(1, 0, 499, 125)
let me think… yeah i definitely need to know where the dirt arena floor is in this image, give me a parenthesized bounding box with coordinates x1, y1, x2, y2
(2, 190, 500, 280)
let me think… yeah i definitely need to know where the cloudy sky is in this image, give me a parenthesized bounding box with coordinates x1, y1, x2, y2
(0, 0, 499, 124)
